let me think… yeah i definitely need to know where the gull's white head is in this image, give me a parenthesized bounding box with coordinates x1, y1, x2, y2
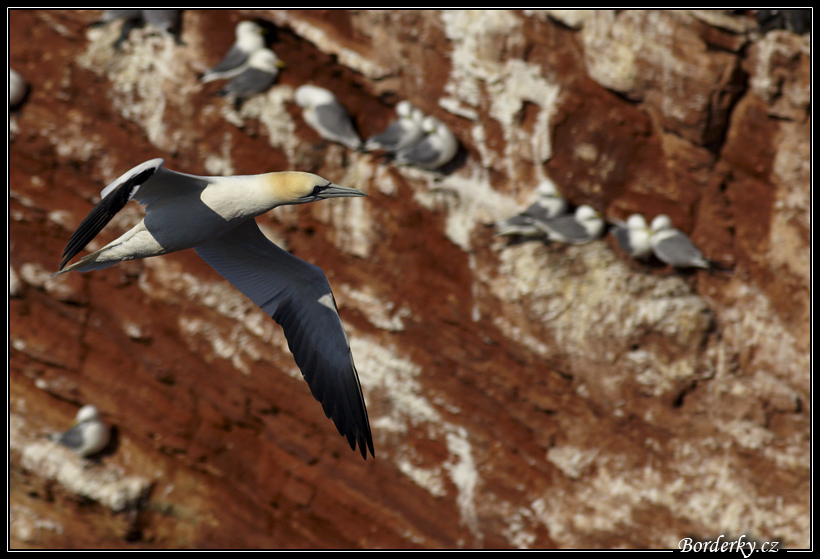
(420, 116, 440, 134)
(650, 214, 673, 233)
(396, 100, 414, 118)
(236, 20, 265, 49)
(264, 171, 367, 206)
(627, 213, 649, 230)
(75, 405, 101, 424)
(536, 179, 561, 198)
(248, 48, 283, 73)
(575, 205, 600, 222)
(294, 84, 336, 108)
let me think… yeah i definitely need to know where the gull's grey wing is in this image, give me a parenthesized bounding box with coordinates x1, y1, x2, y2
(58, 159, 165, 270)
(536, 214, 589, 243)
(652, 232, 706, 268)
(521, 200, 556, 222)
(365, 120, 406, 150)
(194, 219, 374, 459)
(207, 45, 251, 76)
(221, 67, 276, 96)
(397, 137, 438, 166)
(55, 424, 85, 450)
(314, 103, 361, 147)
(612, 225, 633, 253)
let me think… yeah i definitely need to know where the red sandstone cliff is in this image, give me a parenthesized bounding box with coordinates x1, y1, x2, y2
(10, 10, 810, 549)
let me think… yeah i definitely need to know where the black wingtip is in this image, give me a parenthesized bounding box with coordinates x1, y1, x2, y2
(57, 161, 160, 271)
(354, 429, 375, 460)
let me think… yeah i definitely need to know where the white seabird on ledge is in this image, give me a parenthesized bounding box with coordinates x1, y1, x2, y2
(52, 405, 110, 458)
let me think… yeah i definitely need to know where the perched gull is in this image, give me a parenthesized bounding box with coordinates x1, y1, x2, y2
(495, 180, 568, 238)
(54, 158, 374, 459)
(88, 9, 142, 49)
(534, 204, 604, 245)
(9, 68, 28, 109)
(649, 214, 720, 269)
(217, 47, 283, 110)
(393, 115, 459, 171)
(294, 85, 363, 151)
(200, 21, 267, 83)
(141, 10, 183, 41)
(611, 213, 652, 260)
(89, 9, 184, 49)
(363, 100, 426, 154)
(51, 405, 110, 458)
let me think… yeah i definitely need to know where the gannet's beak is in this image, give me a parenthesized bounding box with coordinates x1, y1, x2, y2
(317, 183, 367, 200)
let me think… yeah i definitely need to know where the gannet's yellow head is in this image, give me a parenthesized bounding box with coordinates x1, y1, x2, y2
(265, 171, 367, 205)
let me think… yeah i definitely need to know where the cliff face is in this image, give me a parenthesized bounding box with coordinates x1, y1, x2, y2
(9, 10, 810, 549)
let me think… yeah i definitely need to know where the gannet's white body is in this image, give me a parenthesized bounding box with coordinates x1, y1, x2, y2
(55, 159, 374, 459)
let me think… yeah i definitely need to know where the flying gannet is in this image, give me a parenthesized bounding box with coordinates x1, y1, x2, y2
(51, 405, 111, 458)
(54, 159, 374, 459)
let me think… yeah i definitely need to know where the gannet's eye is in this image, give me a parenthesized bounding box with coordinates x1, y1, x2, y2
(310, 182, 331, 197)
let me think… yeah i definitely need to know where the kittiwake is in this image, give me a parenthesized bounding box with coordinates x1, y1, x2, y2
(534, 204, 604, 245)
(89, 9, 183, 49)
(649, 214, 723, 269)
(611, 213, 652, 259)
(363, 100, 426, 154)
(393, 115, 459, 171)
(201, 20, 267, 83)
(495, 179, 568, 238)
(217, 47, 283, 110)
(294, 84, 363, 151)
(9, 68, 28, 109)
(53, 158, 374, 459)
(51, 405, 111, 458)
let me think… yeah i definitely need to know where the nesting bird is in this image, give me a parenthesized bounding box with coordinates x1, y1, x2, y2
(393, 115, 459, 171)
(294, 84, 363, 151)
(89, 9, 183, 49)
(611, 213, 653, 260)
(534, 205, 605, 245)
(54, 158, 374, 459)
(51, 405, 111, 458)
(200, 20, 267, 84)
(649, 214, 720, 270)
(217, 47, 283, 110)
(495, 180, 568, 238)
(363, 100, 426, 154)
(141, 9, 183, 42)
(9, 68, 27, 110)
